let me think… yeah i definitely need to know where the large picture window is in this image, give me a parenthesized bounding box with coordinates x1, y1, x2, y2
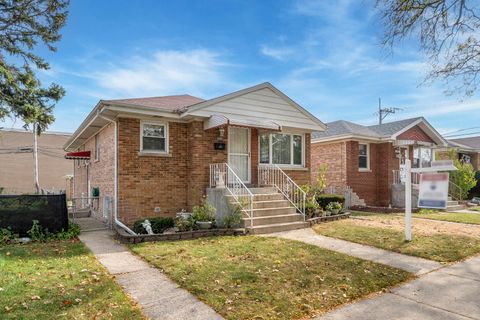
(141, 122, 168, 153)
(358, 143, 369, 170)
(259, 133, 304, 166)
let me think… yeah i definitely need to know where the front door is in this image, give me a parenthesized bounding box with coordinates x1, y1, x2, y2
(228, 127, 251, 183)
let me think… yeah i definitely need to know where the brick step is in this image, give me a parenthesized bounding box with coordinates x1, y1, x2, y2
(243, 207, 297, 217)
(247, 213, 304, 226)
(252, 199, 291, 209)
(248, 221, 309, 234)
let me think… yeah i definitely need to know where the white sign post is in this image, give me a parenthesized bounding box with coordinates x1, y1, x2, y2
(404, 159, 457, 242)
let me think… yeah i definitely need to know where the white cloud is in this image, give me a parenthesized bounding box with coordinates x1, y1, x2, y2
(260, 45, 295, 61)
(90, 49, 235, 98)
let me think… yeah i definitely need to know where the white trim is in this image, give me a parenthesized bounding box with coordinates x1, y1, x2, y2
(358, 142, 370, 171)
(312, 134, 386, 144)
(139, 120, 169, 154)
(258, 131, 305, 167)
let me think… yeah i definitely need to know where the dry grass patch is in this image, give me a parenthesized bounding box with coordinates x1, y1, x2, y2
(131, 236, 411, 320)
(314, 217, 480, 263)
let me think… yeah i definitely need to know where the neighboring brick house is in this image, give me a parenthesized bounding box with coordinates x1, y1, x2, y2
(439, 136, 480, 170)
(64, 82, 325, 233)
(311, 117, 448, 207)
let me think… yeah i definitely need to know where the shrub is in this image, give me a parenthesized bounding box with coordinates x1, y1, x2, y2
(133, 217, 175, 234)
(55, 222, 81, 240)
(305, 196, 321, 218)
(326, 201, 342, 212)
(192, 198, 216, 222)
(223, 202, 243, 228)
(315, 164, 328, 192)
(316, 194, 345, 210)
(27, 220, 49, 241)
(0, 227, 15, 245)
(418, 208, 436, 215)
(175, 217, 194, 232)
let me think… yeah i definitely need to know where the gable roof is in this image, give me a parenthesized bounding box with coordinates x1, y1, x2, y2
(311, 120, 380, 140)
(312, 117, 447, 146)
(449, 136, 480, 151)
(103, 94, 204, 112)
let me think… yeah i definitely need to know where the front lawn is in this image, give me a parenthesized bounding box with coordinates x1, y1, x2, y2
(313, 219, 480, 263)
(0, 240, 144, 319)
(413, 211, 480, 225)
(131, 236, 411, 320)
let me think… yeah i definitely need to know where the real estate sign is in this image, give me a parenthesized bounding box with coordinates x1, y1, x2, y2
(418, 172, 449, 209)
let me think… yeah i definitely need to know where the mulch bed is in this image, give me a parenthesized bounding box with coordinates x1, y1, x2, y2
(116, 228, 246, 244)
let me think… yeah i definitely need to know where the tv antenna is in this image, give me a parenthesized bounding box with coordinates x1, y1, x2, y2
(375, 98, 402, 125)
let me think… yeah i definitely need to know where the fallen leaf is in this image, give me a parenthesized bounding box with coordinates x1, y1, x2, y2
(31, 295, 41, 300)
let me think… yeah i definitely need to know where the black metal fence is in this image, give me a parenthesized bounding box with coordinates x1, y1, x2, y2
(0, 194, 68, 235)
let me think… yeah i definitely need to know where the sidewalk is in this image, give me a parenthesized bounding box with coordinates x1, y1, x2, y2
(317, 254, 480, 320)
(267, 228, 441, 275)
(79, 229, 223, 320)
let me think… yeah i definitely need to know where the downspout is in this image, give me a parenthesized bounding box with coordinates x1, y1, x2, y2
(97, 111, 136, 235)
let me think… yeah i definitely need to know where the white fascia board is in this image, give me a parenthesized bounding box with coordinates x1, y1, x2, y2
(311, 134, 386, 144)
(64, 101, 104, 151)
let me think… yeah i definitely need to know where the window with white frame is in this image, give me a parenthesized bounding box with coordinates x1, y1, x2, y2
(141, 122, 168, 153)
(94, 134, 100, 161)
(358, 143, 369, 170)
(413, 147, 433, 168)
(259, 132, 303, 166)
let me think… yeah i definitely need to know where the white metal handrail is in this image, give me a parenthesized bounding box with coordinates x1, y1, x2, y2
(449, 180, 463, 201)
(258, 164, 306, 219)
(392, 170, 420, 185)
(210, 163, 254, 228)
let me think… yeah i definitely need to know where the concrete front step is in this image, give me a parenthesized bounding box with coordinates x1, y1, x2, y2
(248, 187, 278, 194)
(243, 207, 297, 217)
(248, 221, 309, 234)
(447, 200, 459, 206)
(225, 193, 284, 202)
(253, 199, 291, 209)
(69, 209, 90, 218)
(249, 213, 304, 226)
(444, 205, 465, 212)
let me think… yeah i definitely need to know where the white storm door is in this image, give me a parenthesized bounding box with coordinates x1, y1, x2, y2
(399, 147, 409, 183)
(228, 127, 251, 183)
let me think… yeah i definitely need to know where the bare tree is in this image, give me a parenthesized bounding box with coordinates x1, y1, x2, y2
(377, 0, 480, 96)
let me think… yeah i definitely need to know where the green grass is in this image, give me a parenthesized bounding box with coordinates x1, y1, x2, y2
(131, 236, 411, 320)
(413, 211, 480, 225)
(0, 240, 144, 320)
(469, 206, 480, 212)
(314, 220, 480, 263)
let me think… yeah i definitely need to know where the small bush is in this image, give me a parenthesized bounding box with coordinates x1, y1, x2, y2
(27, 220, 49, 241)
(192, 198, 216, 222)
(326, 201, 342, 213)
(55, 222, 81, 240)
(133, 217, 175, 234)
(175, 217, 194, 232)
(316, 194, 345, 210)
(223, 202, 243, 228)
(0, 227, 15, 245)
(305, 197, 321, 218)
(418, 208, 437, 215)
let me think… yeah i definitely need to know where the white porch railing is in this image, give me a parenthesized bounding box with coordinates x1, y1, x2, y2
(393, 170, 420, 185)
(209, 163, 254, 228)
(258, 164, 306, 219)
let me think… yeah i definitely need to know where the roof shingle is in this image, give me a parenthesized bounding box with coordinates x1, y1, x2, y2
(103, 94, 205, 112)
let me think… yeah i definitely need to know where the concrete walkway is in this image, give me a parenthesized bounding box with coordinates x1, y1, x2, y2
(79, 229, 223, 320)
(317, 254, 480, 320)
(266, 228, 442, 275)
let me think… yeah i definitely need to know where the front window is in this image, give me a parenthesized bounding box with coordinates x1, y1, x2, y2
(259, 133, 303, 166)
(358, 143, 369, 170)
(413, 147, 433, 168)
(141, 122, 168, 153)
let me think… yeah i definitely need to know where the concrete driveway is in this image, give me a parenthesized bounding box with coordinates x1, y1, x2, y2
(317, 254, 480, 320)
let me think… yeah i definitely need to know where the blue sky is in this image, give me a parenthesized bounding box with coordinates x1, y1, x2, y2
(2, 0, 479, 136)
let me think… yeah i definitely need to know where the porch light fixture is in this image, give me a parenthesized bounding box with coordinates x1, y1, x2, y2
(217, 127, 225, 141)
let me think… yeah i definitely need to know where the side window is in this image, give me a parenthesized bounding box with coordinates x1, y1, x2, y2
(358, 143, 369, 170)
(141, 122, 168, 153)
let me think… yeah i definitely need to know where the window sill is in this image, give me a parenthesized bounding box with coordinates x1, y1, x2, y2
(138, 151, 171, 157)
(277, 166, 308, 171)
(358, 169, 371, 172)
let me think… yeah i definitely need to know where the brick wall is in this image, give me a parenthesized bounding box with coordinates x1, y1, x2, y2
(73, 123, 115, 221)
(310, 141, 347, 188)
(397, 125, 434, 143)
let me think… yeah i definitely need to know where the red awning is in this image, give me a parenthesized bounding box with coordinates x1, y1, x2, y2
(65, 151, 91, 160)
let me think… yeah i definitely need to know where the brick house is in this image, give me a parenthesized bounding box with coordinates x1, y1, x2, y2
(311, 117, 447, 207)
(441, 136, 480, 170)
(64, 82, 325, 233)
